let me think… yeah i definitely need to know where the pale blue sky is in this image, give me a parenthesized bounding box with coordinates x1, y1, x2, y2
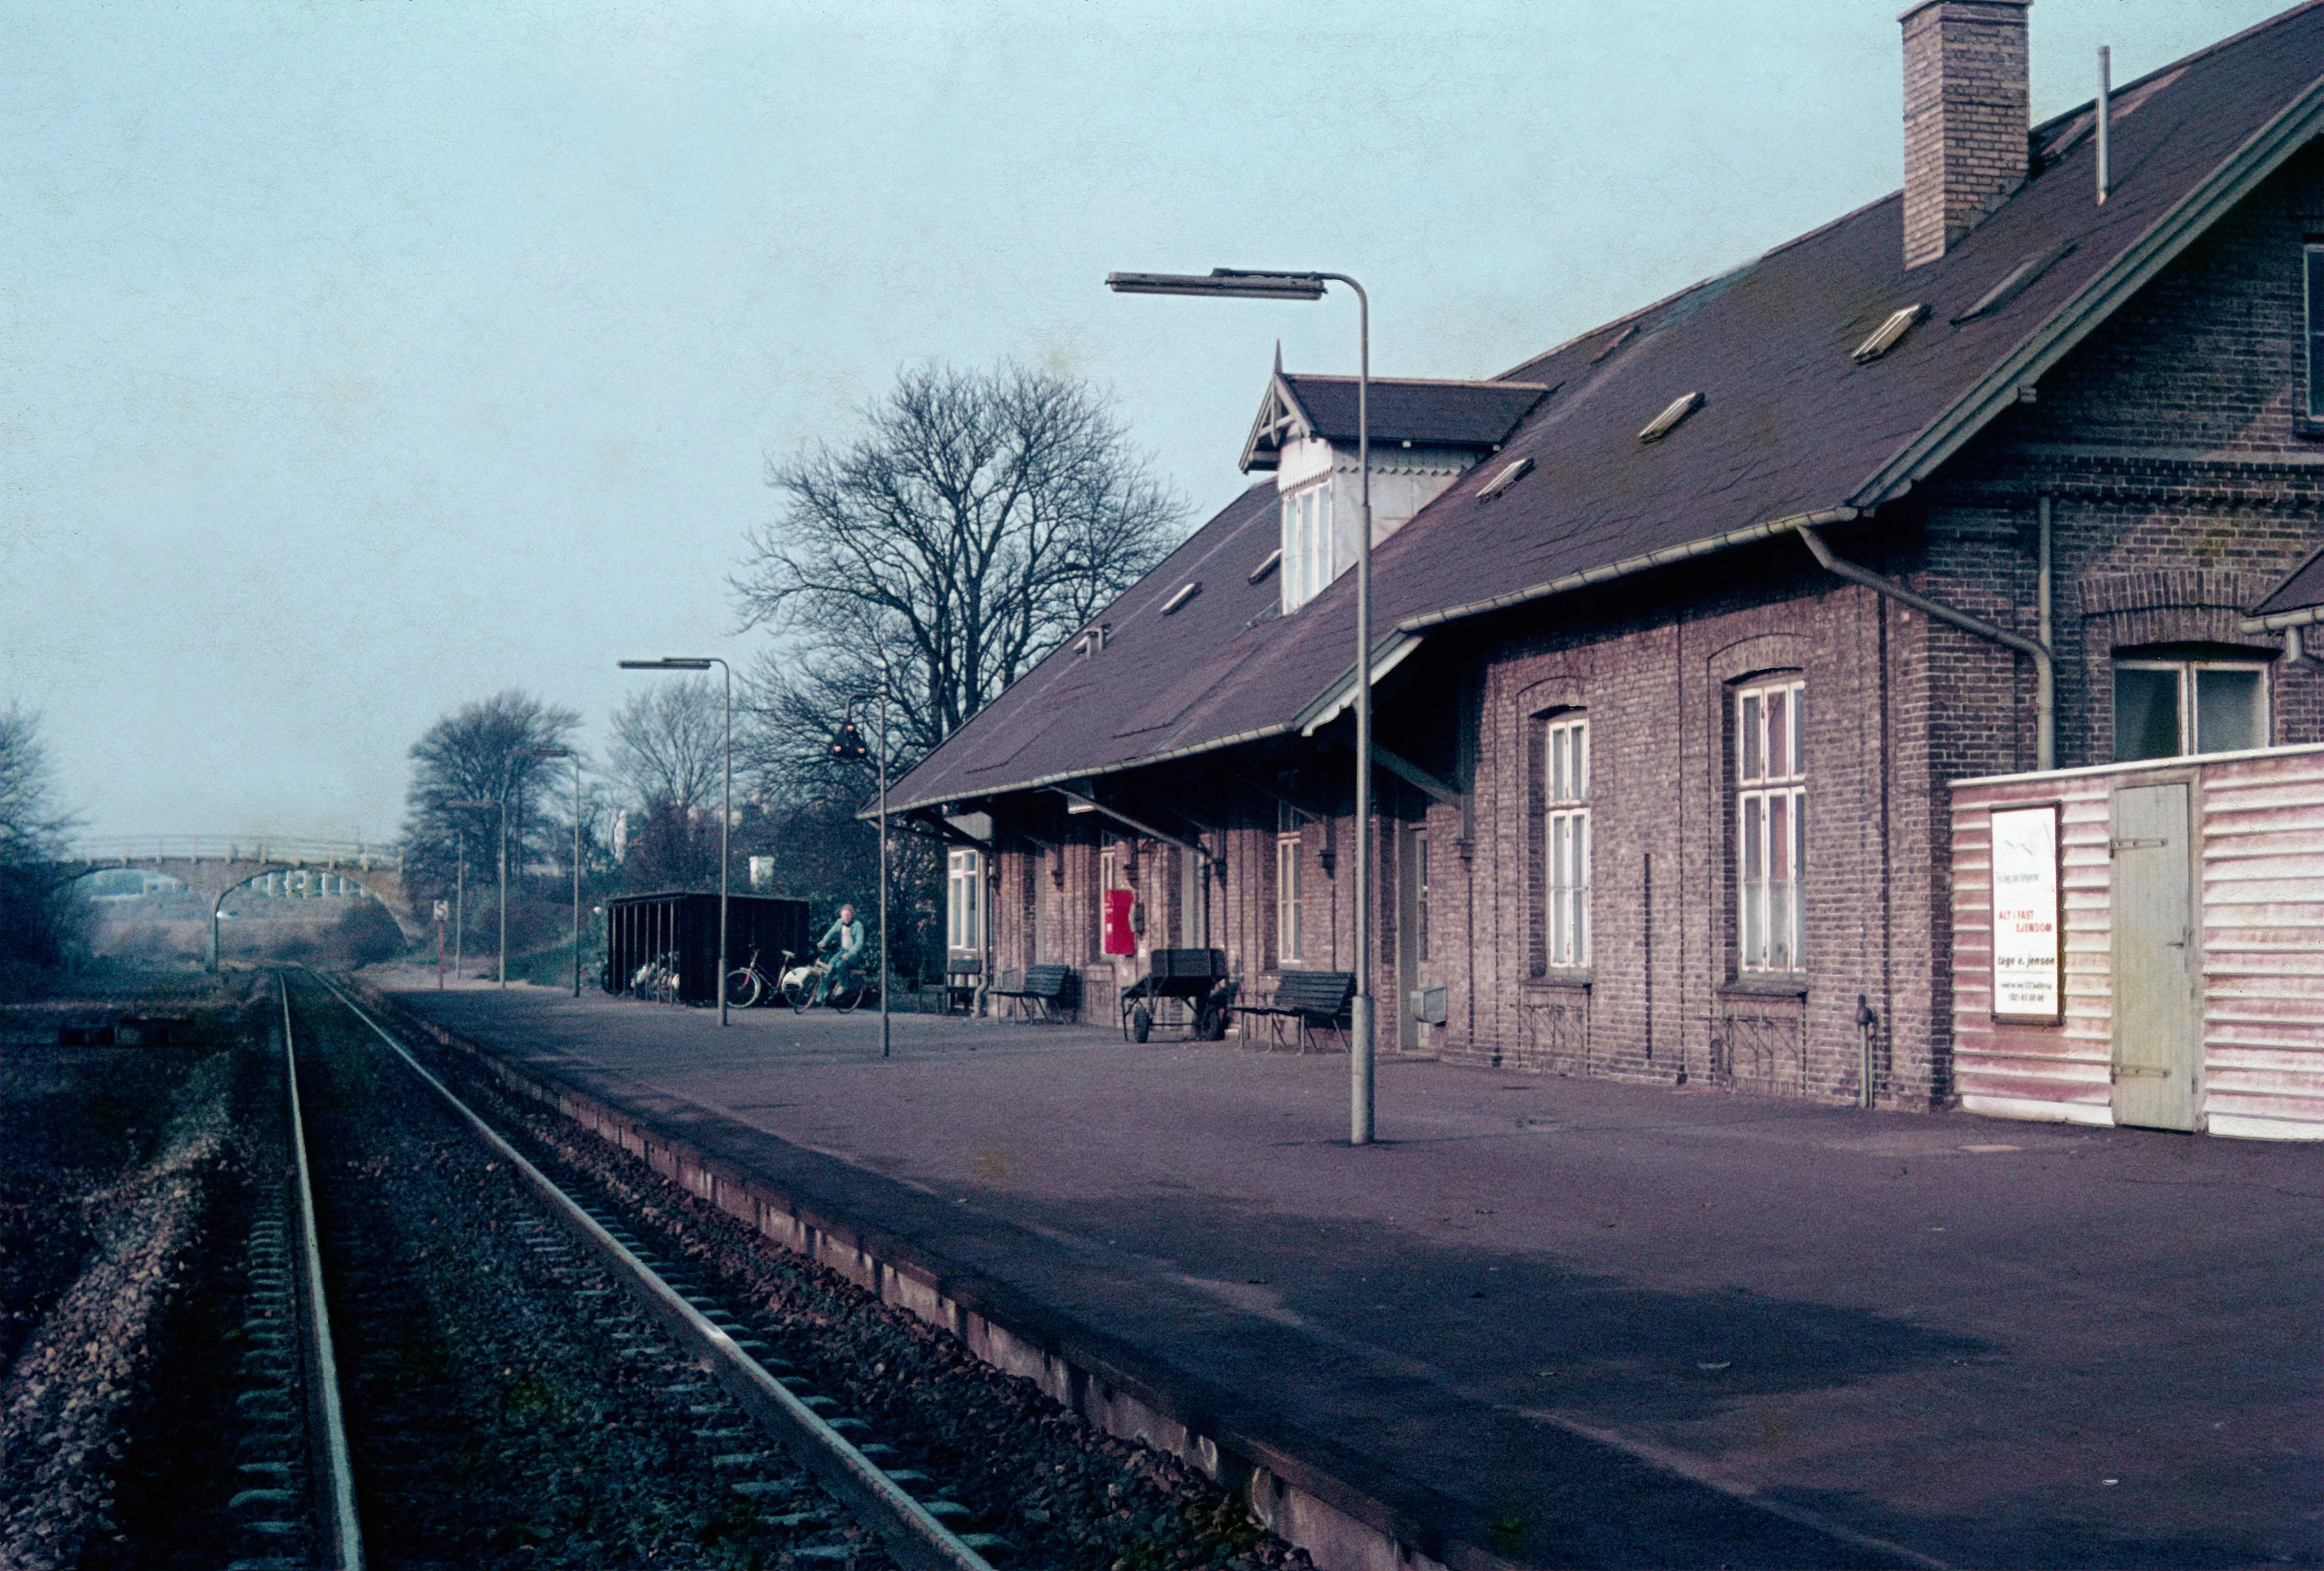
(0, 1, 2284, 841)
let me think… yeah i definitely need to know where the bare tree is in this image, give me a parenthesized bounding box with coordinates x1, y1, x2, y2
(734, 361, 1186, 787)
(0, 704, 86, 986)
(608, 677, 722, 815)
(399, 690, 581, 950)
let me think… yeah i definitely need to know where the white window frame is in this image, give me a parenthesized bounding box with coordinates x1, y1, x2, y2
(1279, 481, 1333, 614)
(1543, 714, 1590, 970)
(1276, 803, 1305, 964)
(1415, 829, 1431, 965)
(2112, 658, 2271, 761)
(1735, 678, 1806, 975)
(946, 848, 983, 953)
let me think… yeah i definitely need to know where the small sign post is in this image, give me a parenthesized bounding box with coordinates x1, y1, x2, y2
(1990, 805, 2062, 1023)
(433, 900, 450, 989)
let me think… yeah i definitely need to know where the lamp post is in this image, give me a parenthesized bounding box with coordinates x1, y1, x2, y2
(519, 748, 581, 996)
(619, 657, 732, 1025)
(447, 796, 507, 986)
(1105, 266, 1377, 1146)
(830, 656, 893, 1058)
(453, 835, 466, 979)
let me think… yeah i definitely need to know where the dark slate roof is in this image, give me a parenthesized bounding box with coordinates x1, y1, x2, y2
(2248, 543, 2324, 622)
(1282, 375, 1550, 451)
(891, 3, 2324, 817)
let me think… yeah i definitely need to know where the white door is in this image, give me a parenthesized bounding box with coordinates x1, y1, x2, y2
(2110, 783, 2202, 1131)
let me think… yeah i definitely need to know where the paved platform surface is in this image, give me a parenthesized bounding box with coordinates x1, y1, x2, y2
(370, 969, 2321, 1569)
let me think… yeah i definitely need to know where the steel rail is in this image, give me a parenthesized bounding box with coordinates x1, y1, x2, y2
(299, 971, 998, 1571)
(276, 976, 365, 1571)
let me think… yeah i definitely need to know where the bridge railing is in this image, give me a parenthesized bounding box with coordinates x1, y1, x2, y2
(70, 835, 404, 871)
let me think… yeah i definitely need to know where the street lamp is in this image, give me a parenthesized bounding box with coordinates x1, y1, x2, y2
(1105, 265, 1377, 1146)
(830, 662, 893, 1058)
(520, 748, 581, 996)
(619, 657, 732, 1026)
(446, 792, 517, 987)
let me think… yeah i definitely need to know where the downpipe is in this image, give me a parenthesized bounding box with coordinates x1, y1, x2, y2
(1797, 524, 2055, 772)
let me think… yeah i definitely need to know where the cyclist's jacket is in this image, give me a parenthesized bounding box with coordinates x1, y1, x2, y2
(819, 916, 865, 957)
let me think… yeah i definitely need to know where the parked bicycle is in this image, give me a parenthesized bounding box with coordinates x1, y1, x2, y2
(628, 951, 680, 1004)
(776, 949, 868, 1014)
(724, 947, 776, 1009)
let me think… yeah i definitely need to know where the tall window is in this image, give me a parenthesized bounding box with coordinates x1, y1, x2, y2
(2307, 243, 2324, 419)
(1279, 482, 1332, 613)
(2114, 656, 2268, 761)
(1543, 715, 1590, 969)
(1415, 829, 1431, 964)
(946, 848, 983, 953)
(1276, 802, 1305, 963)
(1736, 678, 1806, 974)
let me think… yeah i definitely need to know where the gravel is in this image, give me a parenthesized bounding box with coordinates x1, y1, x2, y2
(283, 972, 896, 1569)
(381, 990, 1315, 1571)
(0, 1002, 245, 1570)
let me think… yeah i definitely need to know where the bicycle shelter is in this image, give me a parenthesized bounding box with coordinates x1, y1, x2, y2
(605, 890, 810, 1006)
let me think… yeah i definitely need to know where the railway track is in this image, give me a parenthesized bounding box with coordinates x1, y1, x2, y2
(264, 970, 1005, 1571)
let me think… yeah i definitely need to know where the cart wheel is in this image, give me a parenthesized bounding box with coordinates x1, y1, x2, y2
(1131, 1005, 1152, 1044)
(1196, 1003, 1222, 1041)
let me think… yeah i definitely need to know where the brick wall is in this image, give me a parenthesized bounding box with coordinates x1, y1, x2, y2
(976, 151, 2324, 1110)
(1901, 0, 2031, 269)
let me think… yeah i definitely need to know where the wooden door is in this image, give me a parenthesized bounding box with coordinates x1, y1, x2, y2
(2111, 783, 2202, 1131)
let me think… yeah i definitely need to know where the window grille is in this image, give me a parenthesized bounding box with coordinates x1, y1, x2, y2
(1543, 715, 1590, 968)
(1735, 679, 1805, 973)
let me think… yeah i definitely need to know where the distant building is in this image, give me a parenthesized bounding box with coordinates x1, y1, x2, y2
(889, 4, 2324, 1119)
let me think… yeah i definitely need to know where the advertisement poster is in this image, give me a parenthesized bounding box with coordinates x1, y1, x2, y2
(1991, 805, 2062, 1023)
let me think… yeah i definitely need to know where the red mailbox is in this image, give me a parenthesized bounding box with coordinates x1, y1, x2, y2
(1102, 889, 1136, 956)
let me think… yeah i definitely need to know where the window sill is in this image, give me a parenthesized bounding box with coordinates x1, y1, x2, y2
(1718, 975, 1809, 999)
(2295, 413, 2324, 442)
(1525, 972, 1592, 991)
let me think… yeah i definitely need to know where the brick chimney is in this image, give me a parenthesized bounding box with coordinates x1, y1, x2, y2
(1901, 0, 2032, 269)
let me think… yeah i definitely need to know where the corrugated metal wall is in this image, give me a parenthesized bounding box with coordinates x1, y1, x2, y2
(1952, 743, 2324, 1139)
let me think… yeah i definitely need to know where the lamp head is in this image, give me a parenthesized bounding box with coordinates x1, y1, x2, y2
(1105, 268, 1327, 301)
(618, 657, 714, 671)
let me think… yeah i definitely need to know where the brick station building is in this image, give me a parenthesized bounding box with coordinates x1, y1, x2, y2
(890, 2, 2324, 1111)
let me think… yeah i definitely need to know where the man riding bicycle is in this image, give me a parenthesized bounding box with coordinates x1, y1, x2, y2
(817, 903, 866, 1003)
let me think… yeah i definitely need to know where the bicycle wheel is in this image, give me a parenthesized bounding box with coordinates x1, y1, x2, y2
(785, 976, 812, 1013)
(830, 977, 866, 1013)
(725, 968, 763, 1009)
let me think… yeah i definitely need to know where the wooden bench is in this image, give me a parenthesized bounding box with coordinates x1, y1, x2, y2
(942, 957, 982, 1015)
(989, 964, 1079, 1021)
(1239, 970, 1355, 1052)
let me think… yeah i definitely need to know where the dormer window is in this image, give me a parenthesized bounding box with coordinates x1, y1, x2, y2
(1281, 481, 1333, 613)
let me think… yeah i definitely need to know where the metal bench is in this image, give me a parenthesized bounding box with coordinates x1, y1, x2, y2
(989, 964, 1078, 1021)
(1240, 969, 1355, 1052)
(1119, 948, 1236, 1042)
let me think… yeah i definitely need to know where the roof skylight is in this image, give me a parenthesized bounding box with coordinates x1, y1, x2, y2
(1638, 392, 1703, 443)
(1476, 456, 1534, 503)
(1852, 304, 1929, 364)
(1591, 325, 1638, 364)
(1952, 241, 2077, 325)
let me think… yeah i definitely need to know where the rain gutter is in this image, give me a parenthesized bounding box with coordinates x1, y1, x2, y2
(1796, 523, 2055, 771)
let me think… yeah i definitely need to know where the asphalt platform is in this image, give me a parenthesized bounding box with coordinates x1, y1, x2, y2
(367, 968, 2321, 1570)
